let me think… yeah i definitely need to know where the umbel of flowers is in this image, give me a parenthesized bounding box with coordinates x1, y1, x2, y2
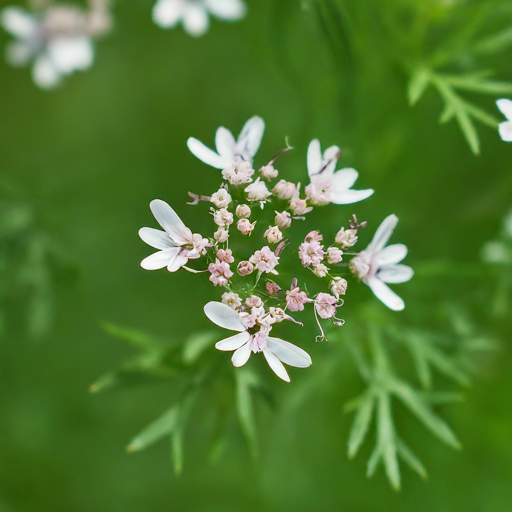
(139, 116, 414, 382)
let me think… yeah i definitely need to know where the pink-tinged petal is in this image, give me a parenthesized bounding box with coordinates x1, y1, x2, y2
(215, 331, 251, 351)
(329, 188, 374, 205)
(152, 0, 184, 28)
(236, 116, 265, 160)
(263, 349, 290, 382)
(366, 214, 398, 253)
(321, 145, 341, 176)
(182, 2, 209, 36)
(231, 341, 251, 367)
(140, 247, 180, 270)
(187, 137, 230, 168)
(307, 139, 322, 177)
(149, 199, 191, 246)
(498, 121, 512, 142)
(32, 55, 61, 89)
(375, 243, 408, 266)
(215, 127, 236, 159)
(204, 301, 245, 331)
(366, 276, 405, 311)
(377, 264, 414, 284)
(139, 227, 175, 250)
(330, 168, 358, 190)
(266, 337, 312, 368)
(1, 7, 37, 39)
(497, 99, 512, 121)
(203, 0, 247, 19)
(166, 252, 188, 272)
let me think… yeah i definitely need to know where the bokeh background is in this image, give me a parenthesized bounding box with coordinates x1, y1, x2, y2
(1, 0, 512, 511)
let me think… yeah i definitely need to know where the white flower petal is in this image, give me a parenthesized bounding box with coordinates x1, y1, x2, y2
(307, 139, 322, 177)
(330, 167, 358, 190)
(32, 55, 61, 89)
(263, 349, 290, 382)
(166, 252, 189, 272)
(203, 0, 247, 20)
(236, 116, 265, 161)
(498, 121, 512, 142)
(377, 264, 414, 284)
(182, 3, 209, 37)
(204, 301, 245, 332)
(152, 0, 184, 28)
(266, 337, 312, 368)
(140, 247, 180, 270)
(149, 199, 191, 246)
(139, 227, 175, 250)
(5, 40, 35, 66)
(48, 37, 93, 74)
(215, 127, 236, 159)
(231, 341, 251, 367)
(375, 243, 408, 266)
(215, 331, 251, 351)
(321, 145, 340, 176)
(366, 276, 405, 311)
(329, 188, 374, 205)
(496, 98, 512, 121)
(1, 7, 37, 39)
(366, 214, 398, 253)
(187, 137, 231, 169)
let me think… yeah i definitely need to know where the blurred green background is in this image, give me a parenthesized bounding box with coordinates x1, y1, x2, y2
(1, 0, 512, 510)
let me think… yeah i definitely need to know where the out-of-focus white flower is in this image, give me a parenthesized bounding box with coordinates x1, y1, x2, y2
(497, 99, 512, 142)
(139, 199, 209, 272)
(204, 301, 312, 382)
(152, 0, 246, 38)
(187, 116, 265, 169)
(1, 4, 108, 89)
(305, 139, 374, 205)
(350, 214, 413, 311)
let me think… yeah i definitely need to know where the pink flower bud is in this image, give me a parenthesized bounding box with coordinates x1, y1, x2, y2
(237, 219, 256, 235)
(272, 180, 297, 200)
(213, 208, 234, 227)
(259, 164, 278, 180)
(216, 248, 234, 263)
(264, 226, 283, 244)
(214, 227, 229, 243)
(330, 277, 348, 298)
(274, 211, 291, 229)
(266, 281, 281, 295)
(290, 197, 312, 216)
(315, 293, 337, 319)
(326, 247, 343, 264)
(335, 227, 358, 248)
(235, 204, 251, 218)
(286, 287, 308, 312)
(237, 260, 254, 276)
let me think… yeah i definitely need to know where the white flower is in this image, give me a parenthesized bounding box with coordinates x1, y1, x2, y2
(204, 302, 312, 382)
(497, 99, 512, 142)
(210, 188, 232, 208)
(152, 0, 246, 37)
(187, 115, 265, 169)
(245, 178, 271, 202)
(139, 199, 209, 272)
(305, 139, 374, 205)
(1, 6, 97, 89)
(350, 214, 413, 311)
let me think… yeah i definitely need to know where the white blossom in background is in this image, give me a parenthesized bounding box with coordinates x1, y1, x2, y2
(187, 116, 265, 169)
(350, 214, 413, 311)
(496, 99, 512, 142)
(152, 0, 246, 37)
(139, 199, 209, 272)
(1, 2, 111, 89)
(204, 302, 312, 382)
(305, 139, 374, 205)
(480, 208, 512, 264)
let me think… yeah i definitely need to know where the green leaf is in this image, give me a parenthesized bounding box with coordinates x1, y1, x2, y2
(171, 392, 197, 475)
(347, 391, 375, 459)
(182, 331, 217, 365)
(127, 405, 179, 453)
(102, 322, 164, 351)
(235, 367, 260, 458)
(473, 26, 512, 55)
(408, 67, 431, 106)
(396, 437, 427, 481)
(377, 392, 400, 491)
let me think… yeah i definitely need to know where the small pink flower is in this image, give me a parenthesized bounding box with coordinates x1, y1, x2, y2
(275, 211, 291, 229)
(315, 293, 337, 319)
(305, 230, 323, 242)
(214, 227, 229, 243)
(222, 292, 242, 310)
(245, 178, 272, 202)
(286, 287, 308, 312)
(213, 208, 234, 227)
(266, 281, 281, 295)
(312, 264, 329, 277)
(208, 259, 233, 286)
(235, 204, 251, 218)
(272, 180, 297, 200)
(237, 218, 256, 235)
(290, 197, 313, 216)
(330, 277, 348, 298)
(264, 226, 283, 244)
(259, 164, 278, 180)
(211, 189, 232, 208)
(298, 240, 325, 267)
(222, 161, 254, 186)
(246, 295, 263, 308)
(269, 307, 287, 323)
(217, 248, 234, 263)
(326, 247, 343, 264)
(249, 246, 280, 274)
(335, 227, 358, 248)
(237, 260, 254, 276)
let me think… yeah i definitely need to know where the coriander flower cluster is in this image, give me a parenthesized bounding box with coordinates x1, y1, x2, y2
(139, 116, 414, 381)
